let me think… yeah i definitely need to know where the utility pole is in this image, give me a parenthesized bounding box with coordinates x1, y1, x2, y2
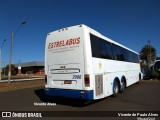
(8, 20, 27, 83)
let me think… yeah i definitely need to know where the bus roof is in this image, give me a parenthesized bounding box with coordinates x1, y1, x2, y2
(48, 24, 139, 55)
(84, 24, 139, 55)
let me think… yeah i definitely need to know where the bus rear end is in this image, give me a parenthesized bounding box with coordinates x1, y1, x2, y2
(45, 25, 93, 100)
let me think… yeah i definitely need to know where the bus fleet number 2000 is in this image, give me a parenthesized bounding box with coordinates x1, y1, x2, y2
(72, 75, 81, 79)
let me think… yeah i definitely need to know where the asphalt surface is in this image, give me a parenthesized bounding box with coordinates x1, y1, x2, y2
(0, 80, 160, 120)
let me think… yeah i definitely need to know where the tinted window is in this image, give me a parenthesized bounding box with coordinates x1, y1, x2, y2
(100, 40, 107, 58)
(112, 45, 124, 61)
(90, 34, 139, 63)
(127, 52, 139, 63)
(133, 53, 139, 63)
(90, 34, 100, 58)
(105, 41, 113, 59)
(122, 48, 127, 61)
(100, 39, 113, 59)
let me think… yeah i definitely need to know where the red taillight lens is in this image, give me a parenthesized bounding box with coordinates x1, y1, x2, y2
(45, 75, 47, 84)
(84, 74, 90, 87)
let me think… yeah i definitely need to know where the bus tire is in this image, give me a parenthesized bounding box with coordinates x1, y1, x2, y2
(113, 80, 119, 97)
(120, 80, 126, 93)
(137, 73, 141, 84)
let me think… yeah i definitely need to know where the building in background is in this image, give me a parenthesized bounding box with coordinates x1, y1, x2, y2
(14, 61, 44, 75)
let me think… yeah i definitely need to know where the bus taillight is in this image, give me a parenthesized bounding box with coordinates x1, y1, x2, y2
(84, 74, 90, 87)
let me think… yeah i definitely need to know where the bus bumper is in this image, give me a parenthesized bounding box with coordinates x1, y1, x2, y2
(45, 88, 94, 100)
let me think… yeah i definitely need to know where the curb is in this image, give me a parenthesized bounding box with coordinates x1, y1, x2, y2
(0, 78, 44, 83)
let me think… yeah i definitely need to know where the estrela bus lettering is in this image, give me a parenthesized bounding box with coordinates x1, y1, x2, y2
(48, 37, 80, 49)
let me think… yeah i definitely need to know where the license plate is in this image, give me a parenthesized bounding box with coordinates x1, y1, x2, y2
(64, 80, 72, 84)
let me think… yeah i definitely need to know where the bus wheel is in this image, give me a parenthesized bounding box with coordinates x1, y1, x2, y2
(120, 80, 126, 93)
(113, 81, 119, 97)
(137, 73, 141, 84)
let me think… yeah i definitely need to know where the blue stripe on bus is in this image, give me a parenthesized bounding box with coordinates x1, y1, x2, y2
(45, 88, 94, 100)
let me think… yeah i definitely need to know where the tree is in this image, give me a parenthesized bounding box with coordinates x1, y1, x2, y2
(140, 45, 156, 66)
(140, 45, 156, 77)
(5, 64, 17, 75)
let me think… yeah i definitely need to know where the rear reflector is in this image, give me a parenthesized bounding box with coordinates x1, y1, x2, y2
(84, 74, 90, 87)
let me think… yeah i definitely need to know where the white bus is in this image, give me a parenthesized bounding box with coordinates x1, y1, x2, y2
(45, 24, 141, 100)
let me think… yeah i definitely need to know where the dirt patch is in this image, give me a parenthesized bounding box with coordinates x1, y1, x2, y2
(0, 80, 45, 92)
(0, 84, 7, 88)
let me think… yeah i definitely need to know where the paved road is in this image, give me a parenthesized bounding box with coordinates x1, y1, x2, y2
(0, 80, 160, 119)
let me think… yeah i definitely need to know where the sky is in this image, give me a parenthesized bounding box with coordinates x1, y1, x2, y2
(0, 0, 160, 66)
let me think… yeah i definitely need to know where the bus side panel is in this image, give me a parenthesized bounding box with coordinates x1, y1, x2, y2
(91, 58, 141, 99)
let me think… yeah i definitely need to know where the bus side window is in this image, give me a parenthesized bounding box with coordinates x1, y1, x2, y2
(112, 44, 117, 60)
(90, 34, 100, 58)
(100, 40, 107, 59)
(100, 39, 113, 60)
(105, 41, 113, 59)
